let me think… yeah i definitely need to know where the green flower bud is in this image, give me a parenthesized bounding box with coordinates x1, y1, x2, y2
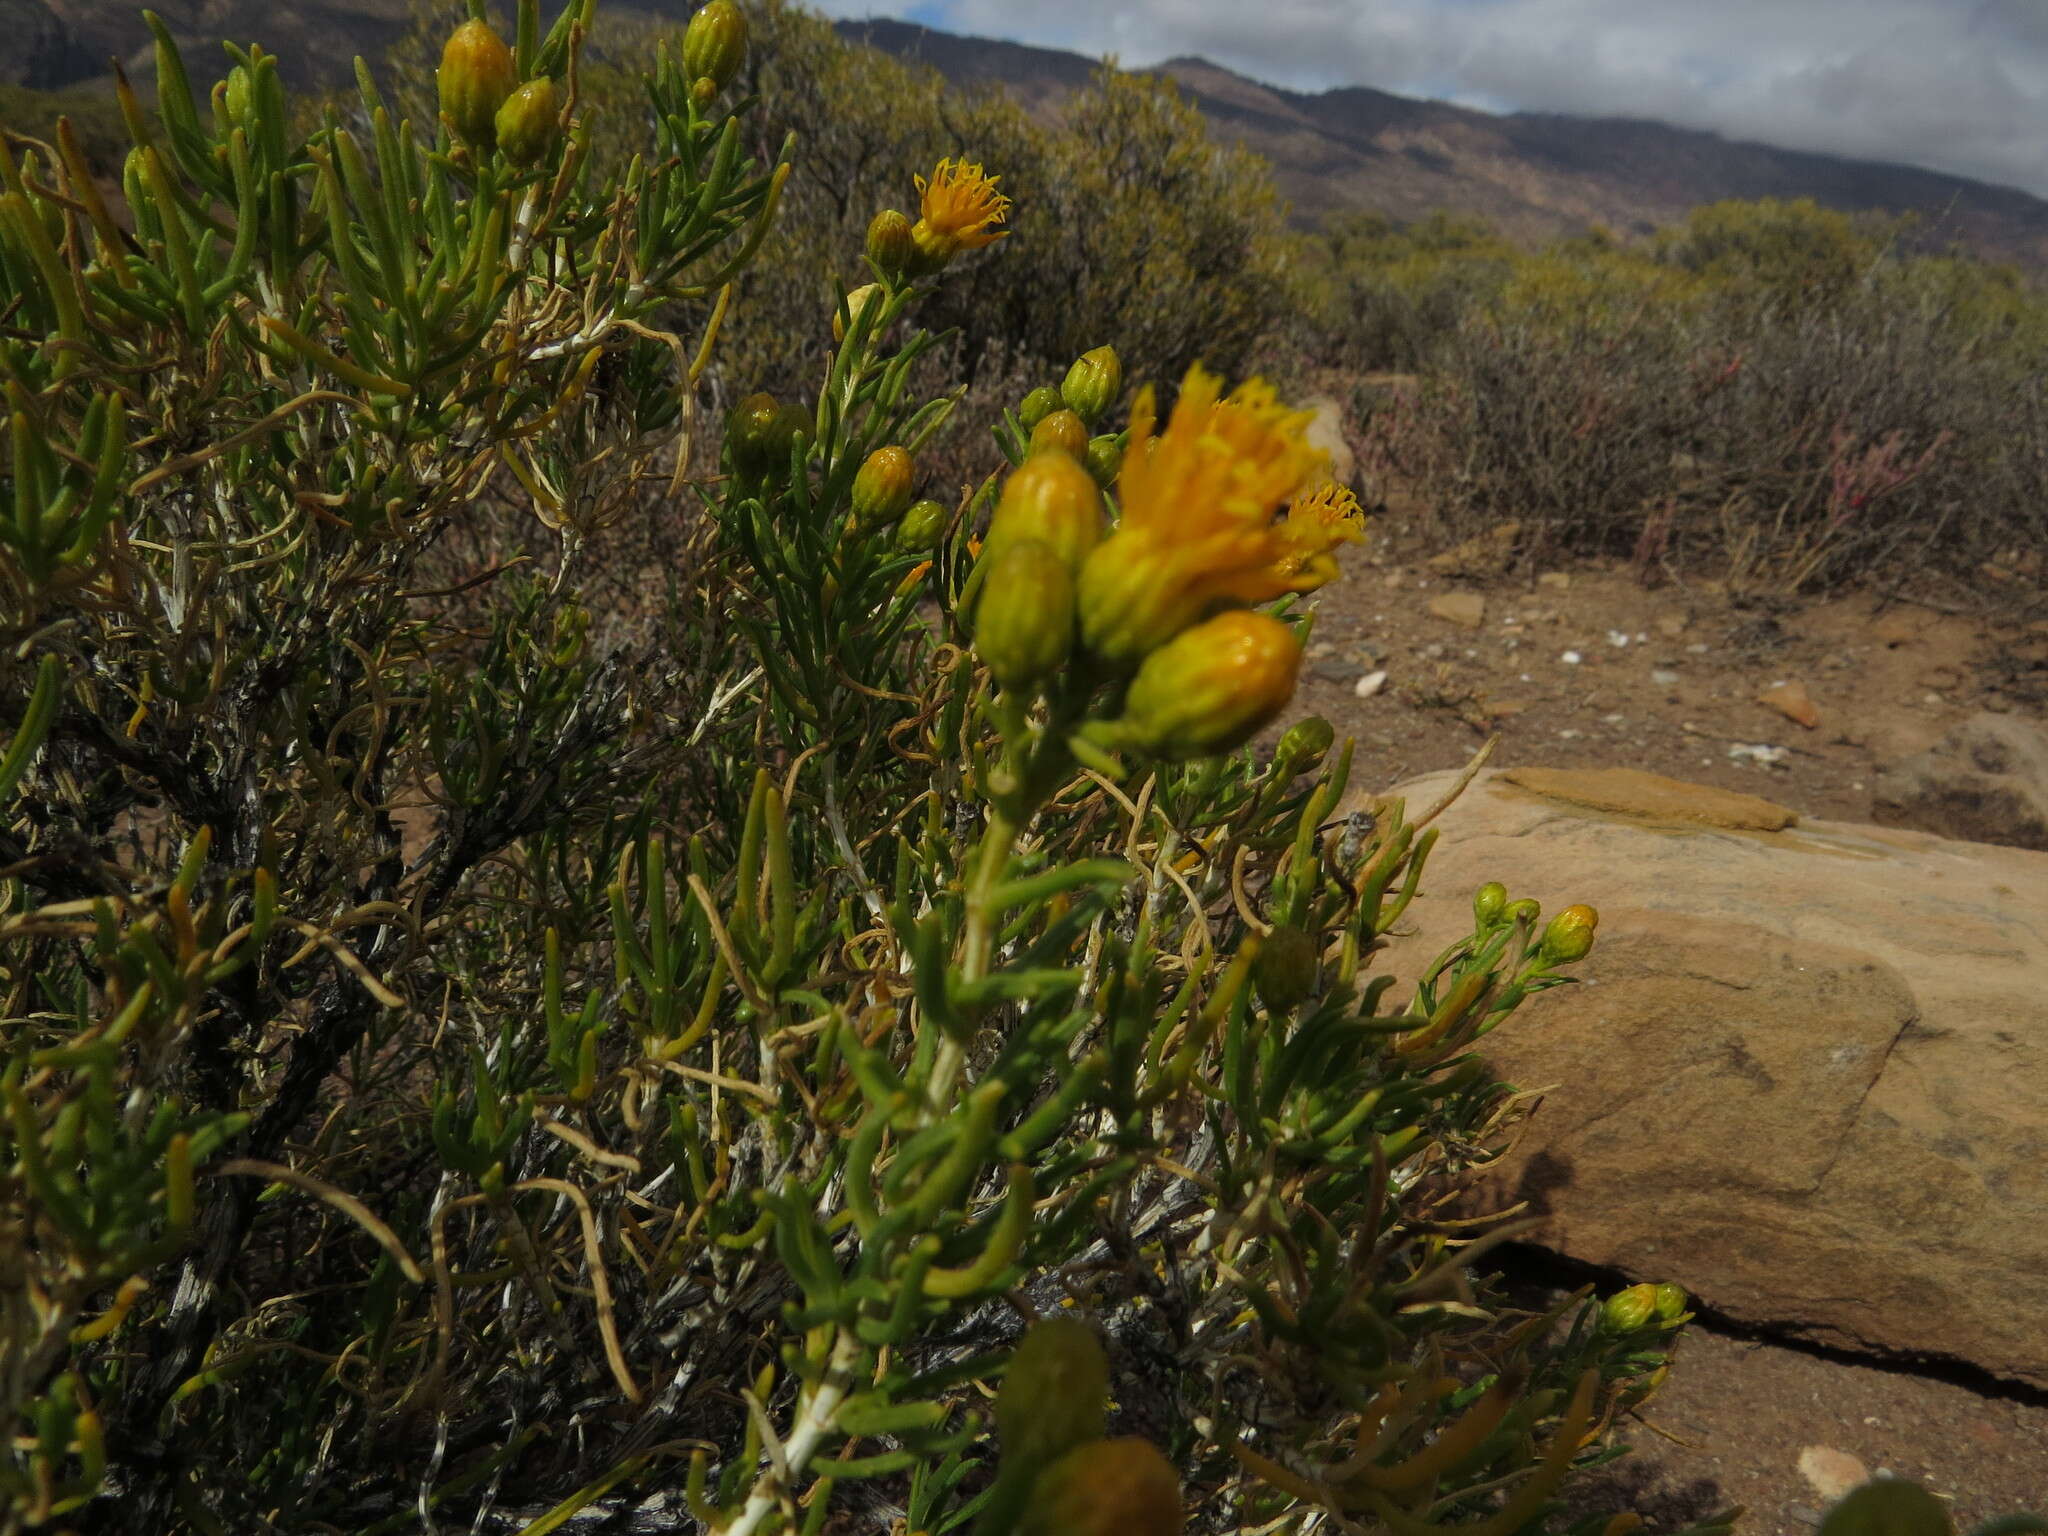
(690, 76, 719, 111)
(1110, 610, 1301, 761)
(222, 65, 255, 130)
(996, 1318, 1108, 1470)
(1274, 714, 1334, 775)
(894, 498, 949, 554)
(726, 392, 807, 480)
(1505, 897, 1541, 927)
(1075, 529, 1211, 669)
(984, 450, 1104, 574)
(975, 541, 1076, 693)
(1600, 1283, 1659, 1335)
(865, 209, 916, 278)
(1060, 345, 1122, 426)
(1030, 409, 1089, 460)
(1021, 1437, 1184, 1536)
(1083, 434, 1122, 489)
(1654, 1282, 1689, 1323)
(1818, 1479, 1955, 1536)
(494, 77, 559, 167)
(682, 0, 748, 94)
(1539, 903, 1598, 964)
(851, 446, 916, 531)
(438, 19, 518, 148)
(833, 282, 886, 345)
(1018, 386, 1064, 433)
(1473, 882, 1508, 927)
(1253, 924, 1321, 1015)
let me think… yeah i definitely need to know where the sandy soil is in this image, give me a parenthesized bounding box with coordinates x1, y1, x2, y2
(1292, 528, 2048, 1531)
(1295, 522, 2047, 830)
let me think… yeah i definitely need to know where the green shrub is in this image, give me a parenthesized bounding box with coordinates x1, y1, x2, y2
(2, 5, 1739, 1532)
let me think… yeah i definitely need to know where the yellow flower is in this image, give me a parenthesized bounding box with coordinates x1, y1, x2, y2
(912, 159, 1010, 267)
(1273, 482, 1367, 591)
(1076, 366, 1336, 666)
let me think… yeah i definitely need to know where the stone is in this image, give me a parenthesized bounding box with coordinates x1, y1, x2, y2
(1353, 670, 1388, 699)
(1496, 765, 1797, 830)
(1299, 396, 1357, 489)
(1759, 679, 1821, 729)
(1797, 1447, 1870, 1503)
(1655, 613, 1689, 639)
(1872, 712, 2048, 852)
(1537, 571, 1572, 590)
(1367, 766, 2048, 1388)
(1426, 522, 1522, 578)
(1428, 591, 1486, 629)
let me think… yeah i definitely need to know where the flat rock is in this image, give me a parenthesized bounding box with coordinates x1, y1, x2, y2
(1872, 711, 2048, 852)
(1497, 765, 1797, 830)
(1369, 766, 2048, 1388)
(1427, 591, 1486, 629)
(1428, 522, 1522, 578)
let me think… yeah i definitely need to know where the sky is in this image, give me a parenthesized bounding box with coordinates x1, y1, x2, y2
(812, 0, 2048, 200)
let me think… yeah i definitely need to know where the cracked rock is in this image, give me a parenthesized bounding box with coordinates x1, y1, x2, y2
(1362, 765, 2048, 1390)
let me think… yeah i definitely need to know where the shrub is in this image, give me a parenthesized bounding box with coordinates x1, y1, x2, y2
(1, 4, 1738, 1532)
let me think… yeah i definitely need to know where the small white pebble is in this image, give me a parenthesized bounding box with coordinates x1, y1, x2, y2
(1558, 728, 1583, 739)
(1607, 630, 1631, 647)
(1354, 669, 1388, 699)
(1602, 713, 1626, 724)
(1687, 642, 1710, 654)
(1651, 668, 1680, 687)
(1560, 650, 1583, 665)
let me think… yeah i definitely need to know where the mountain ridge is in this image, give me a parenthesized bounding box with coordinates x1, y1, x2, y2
(10, 1, 2048, 265)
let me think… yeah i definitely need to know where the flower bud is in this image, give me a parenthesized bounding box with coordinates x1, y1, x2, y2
(1021, 1438, 1184, 1536)
(1273, 714, 1334, 775)
(984, 450, 1104, 574)
(1060, 345, 1122, 426)
(851, 446, 916, 531)
(222, 65, 255, 130)
(975, 541, 1076, 693)
(1075, 530, 1207, 667)
(727, 392, 807, 480)
(833, 282, 886, 345)
(1017, 386, 1064, 433)
(996, 1318, 1108, 1470)
(1600, 1283, 1659, 1335)
(494, 77, 559, 167)
(682, 0, 748, 94)
(1540, 903, 1598, 964)
(1473, 882, 1508, 928)
(1253, 924, 1321, 1015)
(438, 19, 518, 148)
(894, 498, 949, 553)
(1817, 1479, 1954, 1536)
(1505, 897, 1541, 927)
(1111, 610, 1301, 761)
(1030, 408, 1089, 460)
(1084, 435, 1122, 489)
(866, 209, 916, 279)
(1654, 1282, 1689, 1323)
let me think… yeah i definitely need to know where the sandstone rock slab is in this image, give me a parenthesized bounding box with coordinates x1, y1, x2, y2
(1368, 766, 2048, 1388)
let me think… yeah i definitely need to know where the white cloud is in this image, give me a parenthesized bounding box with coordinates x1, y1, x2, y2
(812, 0, 2048, 198)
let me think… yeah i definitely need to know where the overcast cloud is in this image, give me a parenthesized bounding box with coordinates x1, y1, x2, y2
(816, 0, 2048, 199)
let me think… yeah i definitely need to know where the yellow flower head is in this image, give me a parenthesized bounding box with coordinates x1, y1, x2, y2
(912, 159, 1010, 265)
(1077, 366, 1339, 666)
(1274, 482, 1368, 591)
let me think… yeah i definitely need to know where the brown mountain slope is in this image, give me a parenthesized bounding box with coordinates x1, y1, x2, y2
(12, 2, 2048, 266)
